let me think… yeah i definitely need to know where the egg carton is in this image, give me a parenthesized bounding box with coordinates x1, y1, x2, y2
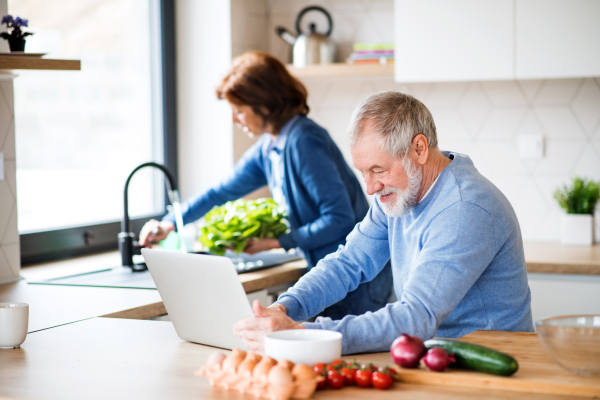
(194, 349, 324, 400)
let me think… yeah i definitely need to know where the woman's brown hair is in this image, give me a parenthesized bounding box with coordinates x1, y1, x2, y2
(216, 51, 309, 133)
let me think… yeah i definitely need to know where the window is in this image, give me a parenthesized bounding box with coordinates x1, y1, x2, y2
(10, 0, 177, 263)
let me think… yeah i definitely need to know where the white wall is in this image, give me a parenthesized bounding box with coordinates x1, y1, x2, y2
(0, 0, 21, 284)
(175, 0, 234, 201)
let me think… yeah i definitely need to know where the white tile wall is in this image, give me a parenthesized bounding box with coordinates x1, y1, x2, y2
(0, 78, 20, 282)
(301, 75, 600, 242)
(231, 0, 600, 242)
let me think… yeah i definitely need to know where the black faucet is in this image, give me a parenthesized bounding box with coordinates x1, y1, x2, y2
(119, 162, 179, 271)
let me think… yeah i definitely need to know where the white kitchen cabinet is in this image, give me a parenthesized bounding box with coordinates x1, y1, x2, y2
(394, 0, 600, 82)
(516, 0, 600, 79)
(528, 273, 600, 324)
(394, 0, 514, 82)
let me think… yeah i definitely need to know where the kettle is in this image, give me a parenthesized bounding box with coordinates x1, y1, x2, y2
(275, 6, 336, 68)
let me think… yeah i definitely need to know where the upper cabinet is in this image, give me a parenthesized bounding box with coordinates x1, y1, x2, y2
(516, 0, 600, 79)
(394, 0, 600, 82)
(394, 0, 513, 82)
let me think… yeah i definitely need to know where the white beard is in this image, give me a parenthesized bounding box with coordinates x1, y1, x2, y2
(376, 159, 422, 218)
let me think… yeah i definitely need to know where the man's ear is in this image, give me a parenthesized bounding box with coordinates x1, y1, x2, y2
(413, 134, 429, 165)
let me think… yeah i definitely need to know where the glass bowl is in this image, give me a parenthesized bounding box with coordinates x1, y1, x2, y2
(535, 315, 600, 377)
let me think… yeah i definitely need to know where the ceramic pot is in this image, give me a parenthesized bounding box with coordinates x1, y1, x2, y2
(561, 214, 593, 246)
(8, 37, 26, 52)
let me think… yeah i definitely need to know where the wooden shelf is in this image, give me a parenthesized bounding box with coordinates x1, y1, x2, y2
(0, 56, 81, 71)
(287, 62, 394, 78)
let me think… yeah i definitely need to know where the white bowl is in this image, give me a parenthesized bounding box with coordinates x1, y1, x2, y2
(264, 329, 342, 365)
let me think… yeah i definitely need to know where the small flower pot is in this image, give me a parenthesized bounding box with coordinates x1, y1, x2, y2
(561, 214, 594, 246)
(8, 37, 26, 52)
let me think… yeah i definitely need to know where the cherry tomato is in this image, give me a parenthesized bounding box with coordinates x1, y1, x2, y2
(355, 369, 372, 388)
(316, 378, 327, 390)
(340, 367, 356, 385)
(371, 371, 394, 390)
(326, 364, 337, 372)
(327, 370, 344, 389)
(361, 362, 379, 372)
(313, 363, 327, 376)
(331, 359, 346, 368)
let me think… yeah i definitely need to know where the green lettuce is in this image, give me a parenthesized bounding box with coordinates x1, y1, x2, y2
(198, 198, 289, 256)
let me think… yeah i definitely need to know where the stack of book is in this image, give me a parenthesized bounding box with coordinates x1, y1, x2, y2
(348, 43, 394, 65)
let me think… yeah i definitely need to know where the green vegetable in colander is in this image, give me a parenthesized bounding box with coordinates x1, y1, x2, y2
(198, 198, 289, 256)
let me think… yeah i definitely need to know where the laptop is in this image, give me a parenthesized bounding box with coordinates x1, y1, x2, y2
(141, 248, 254, 350)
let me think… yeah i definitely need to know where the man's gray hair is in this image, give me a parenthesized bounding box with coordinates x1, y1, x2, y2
(348, 91, 438, 159)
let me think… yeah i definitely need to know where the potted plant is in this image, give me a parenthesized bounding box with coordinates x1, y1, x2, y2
(1, 15, 33, 52)
(554, 176, 600, 246)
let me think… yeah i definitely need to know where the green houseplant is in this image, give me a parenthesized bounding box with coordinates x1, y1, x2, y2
(554, 177, 599, 246)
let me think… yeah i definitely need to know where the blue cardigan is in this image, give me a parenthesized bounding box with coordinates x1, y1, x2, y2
(166, 116, 369, 268)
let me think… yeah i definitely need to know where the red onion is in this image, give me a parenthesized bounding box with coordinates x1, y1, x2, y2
(422, 348, 456, 372)
(390, 334, 427, 368)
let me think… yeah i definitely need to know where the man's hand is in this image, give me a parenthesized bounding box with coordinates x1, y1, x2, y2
(233, 300, 304, 352)
(243, 238, 281, 255)
(139, 220, 176, 247)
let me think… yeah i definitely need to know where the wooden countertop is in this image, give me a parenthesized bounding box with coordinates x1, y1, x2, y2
(0, 55, 81, 70)
(0, 280, 164, 332)
(1, 318, 594, 400)
(0, 251, 307, 332)
(524, 241, 600, 275)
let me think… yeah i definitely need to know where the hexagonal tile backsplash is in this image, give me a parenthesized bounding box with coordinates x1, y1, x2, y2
(302, 76, 600, 242)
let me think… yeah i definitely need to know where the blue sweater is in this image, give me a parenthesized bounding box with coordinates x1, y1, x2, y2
(276, 152, 534, 354)
(166, 116, 369, 268)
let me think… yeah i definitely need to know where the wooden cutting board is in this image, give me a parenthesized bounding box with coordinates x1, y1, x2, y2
(357, 330, 600, 398)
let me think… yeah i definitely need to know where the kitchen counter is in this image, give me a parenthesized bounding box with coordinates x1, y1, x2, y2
(0, 317, 596, 399)
(3, 240, 595, 333)
(1, 251, 307, 332)
(524, 241, 600, 275)
(0, 280, 165, 332)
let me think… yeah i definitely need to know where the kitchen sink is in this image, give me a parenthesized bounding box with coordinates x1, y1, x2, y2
(28, 250, 303, 290)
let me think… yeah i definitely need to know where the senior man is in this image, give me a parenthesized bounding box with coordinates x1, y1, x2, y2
(233, 91, 534, 354)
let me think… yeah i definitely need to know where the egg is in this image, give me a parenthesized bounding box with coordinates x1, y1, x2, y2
(232, 348, 247, 359)
(252, 355, 277, 379)
(237, 351, 261, 376)
(276, 359, 295, 371)
(221, 352, 244, 374)
(205, 351, 226, 370)
(291, 364, 315, 381)
(267, 365, 294, 385)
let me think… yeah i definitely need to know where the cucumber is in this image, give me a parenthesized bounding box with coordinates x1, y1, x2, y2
(424, 338, 518, 376)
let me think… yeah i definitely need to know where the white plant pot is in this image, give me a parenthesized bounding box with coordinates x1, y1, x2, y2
(561, 214, 594, 246)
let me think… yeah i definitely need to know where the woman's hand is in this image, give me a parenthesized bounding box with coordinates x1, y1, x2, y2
(243, 238, 281, 255)
(139, 220, 176, 247)
(233, 300, 303, 352)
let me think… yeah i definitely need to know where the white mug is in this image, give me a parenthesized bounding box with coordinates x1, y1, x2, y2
(0, 302, 29, 349)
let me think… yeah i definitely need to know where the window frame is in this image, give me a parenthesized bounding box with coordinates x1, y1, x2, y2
(19, 0, 178, 265)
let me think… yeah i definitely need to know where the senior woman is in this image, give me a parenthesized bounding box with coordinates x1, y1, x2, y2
(139, 51, 392, 319)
